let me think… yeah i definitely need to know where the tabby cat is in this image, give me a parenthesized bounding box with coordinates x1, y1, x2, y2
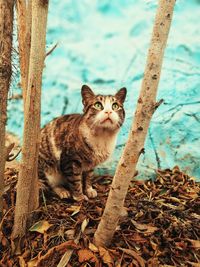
(38, 85, 126, 201)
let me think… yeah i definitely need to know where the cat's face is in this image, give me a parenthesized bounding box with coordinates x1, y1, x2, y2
(81, 85, 126, 132)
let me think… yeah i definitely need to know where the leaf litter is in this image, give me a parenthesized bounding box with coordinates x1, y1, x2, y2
(0, 166, 199, 266)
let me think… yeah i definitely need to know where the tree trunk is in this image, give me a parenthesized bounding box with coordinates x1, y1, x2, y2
(12, 0, 49, 239)
(0, 0, 14, 218)
(24, 0, 32, 103)
(16, 0, 32, 106)
(94, 0, 176, 247)
(16, 0, 27, 98)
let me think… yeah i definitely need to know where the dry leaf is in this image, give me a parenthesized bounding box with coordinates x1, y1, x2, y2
(131, 220, 158, 235)
(131, 233, 147, 244)
(78, 249, 96, 263)
(37, 240, 78, 266)
(81, 218, 89, 233)
(150, 239, 158, 251)
(66, 205, 81, 215)
(187, 262, 200, 267)
(89, 242, 99, 252)
(119, 248, 145, 267)
(57, 233, 82, 267)
(188, 239, 200, 249)
(27, 256, 39, 267)
(65, 229, 75, 240)
(57, 249, 74, 267)
(18, 256, 26, 267)
(29, 220, 52, 234)
(71, 206, 81, 216)
(99, 247, 113, 267)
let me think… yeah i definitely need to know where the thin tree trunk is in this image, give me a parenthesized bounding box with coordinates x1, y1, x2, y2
(24, 0, 32, 102)
(12, 0, 49, 239)
(94, 0, 176, 247)
(0, 0, 14, 218)
(16, 0, 32, 107)
(16, 0, 27, 98)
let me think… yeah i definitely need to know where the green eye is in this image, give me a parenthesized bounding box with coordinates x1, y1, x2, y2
(94, 102, 103, 110)
(112, 102, 119, 110)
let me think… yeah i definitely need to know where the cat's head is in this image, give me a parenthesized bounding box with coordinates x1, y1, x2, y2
(81, 85, 126, 132)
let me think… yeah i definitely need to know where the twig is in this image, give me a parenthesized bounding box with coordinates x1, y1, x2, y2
(154, 98, 164, 110)
(6, 143, 21, 162)
(57, 218, 89, 267)
(149, 128, 161, 169)
(45, 43, 58, 58)
(8, 93, 23, 100)
(0, 207, 14, 231)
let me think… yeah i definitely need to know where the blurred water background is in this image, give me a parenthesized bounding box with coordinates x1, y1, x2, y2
(8, 0, 200, 179)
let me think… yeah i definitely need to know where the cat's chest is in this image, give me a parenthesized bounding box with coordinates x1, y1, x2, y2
(86, 134, 117, 165)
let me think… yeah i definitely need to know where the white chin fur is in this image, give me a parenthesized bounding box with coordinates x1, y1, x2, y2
(96, 120, 118, 131)
(95, 112, 119, 130)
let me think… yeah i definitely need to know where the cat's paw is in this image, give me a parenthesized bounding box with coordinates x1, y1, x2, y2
(86, 187, 97, 199)
(73, 194, 88, 202)
(53, 187, 71, 199)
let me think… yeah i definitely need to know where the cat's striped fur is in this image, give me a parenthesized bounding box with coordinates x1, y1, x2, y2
(38, 85, 126, 201)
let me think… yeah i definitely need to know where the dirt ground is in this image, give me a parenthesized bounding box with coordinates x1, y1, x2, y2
(0, 166, 200, 267)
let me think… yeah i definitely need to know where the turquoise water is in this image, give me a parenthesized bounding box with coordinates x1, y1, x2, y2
(7, 0, 200, 179)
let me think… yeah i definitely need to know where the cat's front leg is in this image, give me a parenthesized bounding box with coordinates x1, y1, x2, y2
(60, 153, 87, 201)
(71, 176, 88, 201)
(83, 169, 97, 199)
(43, 168, 71, 199)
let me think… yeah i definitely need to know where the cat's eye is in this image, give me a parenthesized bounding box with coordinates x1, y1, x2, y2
(94, 102, 103, 110)
(112, 102, 119, 110)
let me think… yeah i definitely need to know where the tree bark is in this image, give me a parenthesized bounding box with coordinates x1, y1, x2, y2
(16, 0, 27, 98)
(12, 0, 49, 239)
(16, 0, 32, 106)
(0, 0, 14, 218)
(24, 0, 32, 102)
(94, 0, 176, 247)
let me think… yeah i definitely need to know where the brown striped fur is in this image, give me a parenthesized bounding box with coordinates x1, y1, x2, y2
(38, 85, 126, 201)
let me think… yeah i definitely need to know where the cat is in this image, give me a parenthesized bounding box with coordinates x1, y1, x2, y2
(38, 85, 126, 201)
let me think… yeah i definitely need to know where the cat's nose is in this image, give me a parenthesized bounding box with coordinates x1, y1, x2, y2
(105, 111, 112, 115)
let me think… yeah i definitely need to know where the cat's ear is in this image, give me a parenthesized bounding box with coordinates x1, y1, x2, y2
(115, 87, 127, 104)
(81, 85, 95, 106)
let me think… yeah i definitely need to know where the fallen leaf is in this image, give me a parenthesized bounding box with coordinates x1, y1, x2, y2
(187, 262, 200, 267)
(89, 242, 99, 252)
(81, 218, 89, 233)
(131, 233, 147, 244)
(71, 206, 81, 216)
(29, 220, 52, 234)
(18, 256, 26, 267)
(65, 229, 75, 239)
(66, 205, 81, 215)
(150, 239, 158, 251)
(131, 220, 158, 235)
(99, 247, 113, 267)
(27, 256, 39, 267)
(188, 239, 200, 249)
(57, 229, 83, 267)
(78, 249, 97, 263)
(1, 235, 9, 247)
(37, 240, 78, 266)
(119, 248, 145, 267)
(57, 249, 73, 267)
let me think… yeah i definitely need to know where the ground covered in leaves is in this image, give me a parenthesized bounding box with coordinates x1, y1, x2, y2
(1, 166, 200, 266)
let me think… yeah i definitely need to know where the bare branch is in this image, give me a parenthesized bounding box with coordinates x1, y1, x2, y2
(6, 143, 21, 162)
(154, 98, 164, 110)
(45, 42, 58, 58)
